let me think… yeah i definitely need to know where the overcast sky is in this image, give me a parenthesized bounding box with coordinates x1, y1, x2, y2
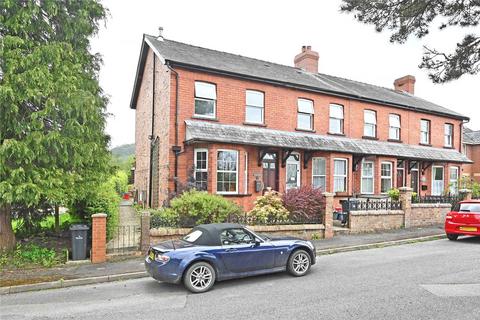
(90, 0, 480, 148)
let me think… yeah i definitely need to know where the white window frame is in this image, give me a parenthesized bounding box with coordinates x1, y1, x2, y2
(380, 162, 393, 194)
(297, 98, 314, 131)
(333, 158, 348, 193)
(245, 90, 264, 124)
(449, 167, 459, 195)
(286, 152, 301, 190)
(444, 124, 454, 147)
(216, 149, 238, 194)
(329, 104, 344, 134)
(389, 114, 401, 140)
(361, 161, 374, 194)
(194, 148, 208, 190)
(194, 81, 216, 119)
(364, 110, 377, 137)
(431, 166, 445, 196)
(420, 119, 430, 144)
(244, 152, 248, 194)
(312, 157, 327, 191)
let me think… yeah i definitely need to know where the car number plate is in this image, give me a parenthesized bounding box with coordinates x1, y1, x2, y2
(149, 251, 155, 261)
(459, 226, 477, 232)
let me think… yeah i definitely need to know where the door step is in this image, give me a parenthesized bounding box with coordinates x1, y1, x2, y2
(333, 226, 351, 236)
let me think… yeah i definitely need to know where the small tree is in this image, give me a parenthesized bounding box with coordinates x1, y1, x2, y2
(282, 186, 325, 220)
(248, 191, 289, 224)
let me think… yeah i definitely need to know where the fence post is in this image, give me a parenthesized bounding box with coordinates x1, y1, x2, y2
(91, 213, 107, 264)
(459, 189, 472, 201)
(140, 211, 151, 252)
(399, 187, 413, 228)
(322, 192, 334, 239)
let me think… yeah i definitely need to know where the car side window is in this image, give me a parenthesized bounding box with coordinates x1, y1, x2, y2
(220, 228, 254, 245)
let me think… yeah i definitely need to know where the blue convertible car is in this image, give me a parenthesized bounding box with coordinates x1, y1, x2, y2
(145, 223, 316, 293)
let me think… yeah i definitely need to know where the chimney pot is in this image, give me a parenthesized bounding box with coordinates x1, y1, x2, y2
(294, 45, 319, 73)
(157, 26, 164, 40)
(394, 75, 416, 95)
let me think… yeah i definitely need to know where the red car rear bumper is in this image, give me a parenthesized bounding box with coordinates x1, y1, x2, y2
(445, 220, 480, 236)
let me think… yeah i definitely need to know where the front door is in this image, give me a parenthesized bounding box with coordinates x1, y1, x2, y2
(286, 153, 300, 190)
(262, 153, 278, 191)
(432, 166, 444, 196)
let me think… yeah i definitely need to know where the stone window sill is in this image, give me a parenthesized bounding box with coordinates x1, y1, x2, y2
(295, 128, 316, 133)
(362, 136, 378, 140)
(192, 115, 219, 122)
(387, 139, 403, 143)
(243, 122, 267, 127)
(328, 132, 345, 136)
(419, 143, 432, 147)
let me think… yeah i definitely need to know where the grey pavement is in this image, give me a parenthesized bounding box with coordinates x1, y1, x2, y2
(1, 237, 479, 320)
(312, 225, 445, 250)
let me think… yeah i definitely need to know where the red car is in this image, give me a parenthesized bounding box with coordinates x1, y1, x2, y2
(445, 200, 480, 240)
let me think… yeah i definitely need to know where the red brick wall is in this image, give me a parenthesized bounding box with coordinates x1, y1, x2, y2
(462, 144, 480, 183)
(135, 51, 466, 210)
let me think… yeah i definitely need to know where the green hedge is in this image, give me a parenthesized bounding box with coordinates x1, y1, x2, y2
(150, 190, 243, 228)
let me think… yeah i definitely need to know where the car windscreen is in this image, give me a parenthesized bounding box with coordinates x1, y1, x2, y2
(183, 230, 203, 243)
(457, 203, 480, 213)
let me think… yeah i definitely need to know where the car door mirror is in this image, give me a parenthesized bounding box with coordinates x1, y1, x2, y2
(254, 238, 261, 246)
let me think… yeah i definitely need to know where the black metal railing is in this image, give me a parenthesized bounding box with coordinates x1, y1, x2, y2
(412, 194, 462, 206)
(341, 198, 402, 212)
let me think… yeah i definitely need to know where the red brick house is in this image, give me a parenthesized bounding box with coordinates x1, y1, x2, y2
(463, 129, 480, 183)
(130, 32, 471, 210)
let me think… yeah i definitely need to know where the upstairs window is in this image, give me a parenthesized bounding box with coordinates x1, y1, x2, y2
(245, 90, 264, 124)
(444, 124, 454, 147)
(194, 81, 216, 118)
(329, 104, 344, 134)
(297, 99, 314, 130)
(389, 114, 401, 140)
(420, 120, 430, 144)
(364, 110, 377, 138)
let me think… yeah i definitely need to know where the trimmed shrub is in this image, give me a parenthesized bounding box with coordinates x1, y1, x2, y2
(248, 190, 289, 224)
(282, 186, 325, 220)
(388, 188, 400, 201)
(152, 190, 243, 227)
(150, 208, 179, 228)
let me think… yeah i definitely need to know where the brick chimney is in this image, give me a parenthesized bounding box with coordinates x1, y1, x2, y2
(394, 75, 416, 95)
(294, 46, 319, 73)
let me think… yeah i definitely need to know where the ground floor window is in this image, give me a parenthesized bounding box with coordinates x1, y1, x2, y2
(194, 149, 208, 190)
(432, 166, 445, 196)
(217, 150, 238, 194)
(381, 162, 393, 193)
(312, 157, 326, 191)
(361, 161, 374, 194)
(449, 167, 459, 195)
(333, 158, 348, 193)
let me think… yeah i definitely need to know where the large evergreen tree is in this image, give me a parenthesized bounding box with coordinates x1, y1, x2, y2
(0, 0, 111, 251)
(341, 0, 480, 83)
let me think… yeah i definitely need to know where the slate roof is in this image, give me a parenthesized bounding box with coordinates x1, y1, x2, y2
(134, 35, 468, 121)
(464, 130, 480, 145)
(185, 120, 472, 163)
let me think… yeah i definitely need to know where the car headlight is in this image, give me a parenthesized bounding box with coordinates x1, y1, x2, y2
(155, 253, 170, 263)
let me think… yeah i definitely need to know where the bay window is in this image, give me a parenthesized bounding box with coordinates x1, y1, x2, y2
(194, 81, 216, 118)
(361, 161, 374, 194)
(217, 150, 238, 194)
(312, 157, 326, 191)
(194, 149, 208, 191)
(380, 162, 393, 193)
(333, 158, 348, 193)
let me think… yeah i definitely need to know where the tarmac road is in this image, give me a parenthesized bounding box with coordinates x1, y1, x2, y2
(1, 237, 479, 320)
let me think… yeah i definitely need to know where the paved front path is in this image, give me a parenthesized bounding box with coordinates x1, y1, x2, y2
(2, 237, 479, 320)
(106, 200, 140, 253)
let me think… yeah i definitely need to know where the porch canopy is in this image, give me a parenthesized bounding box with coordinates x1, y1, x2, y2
(185, 120, 472, 164)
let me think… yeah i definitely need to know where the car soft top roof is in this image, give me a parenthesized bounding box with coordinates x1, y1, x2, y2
(189, 223, 244, 246)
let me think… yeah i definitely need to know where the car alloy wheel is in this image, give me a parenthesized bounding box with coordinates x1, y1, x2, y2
(287, 250, 311, 277)
(184, 262, 216, 293)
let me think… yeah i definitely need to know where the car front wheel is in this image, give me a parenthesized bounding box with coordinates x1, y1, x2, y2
(446, 234, 459, 241)
(183, 261, 216, 293)
(287, 249, 311, 277)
